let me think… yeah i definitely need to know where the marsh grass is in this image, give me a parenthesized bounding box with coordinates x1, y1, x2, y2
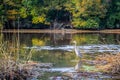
(95, 37, 120, 74)
(0, 41, 34, 80)
(95, 53, 120, 74)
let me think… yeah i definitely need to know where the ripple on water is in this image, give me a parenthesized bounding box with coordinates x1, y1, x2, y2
(24, 44, 120, 54)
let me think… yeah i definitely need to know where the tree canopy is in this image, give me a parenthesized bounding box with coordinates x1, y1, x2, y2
(0, 0, 120, 29)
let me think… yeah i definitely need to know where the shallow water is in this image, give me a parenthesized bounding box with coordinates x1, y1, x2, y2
(24, 44, 120, 53)
(2, 32, 120, 79)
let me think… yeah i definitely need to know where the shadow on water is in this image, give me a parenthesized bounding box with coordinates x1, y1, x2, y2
(2, 32, 120, 79)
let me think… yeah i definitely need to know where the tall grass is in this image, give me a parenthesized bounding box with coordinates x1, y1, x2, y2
(96, 53, 120, 74)
(93, 37, 120, 74)
(0, 40, 34, 80)
(0, 18, 38, 79)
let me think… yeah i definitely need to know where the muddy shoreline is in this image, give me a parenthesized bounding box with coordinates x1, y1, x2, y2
(1, 29, 120, 34)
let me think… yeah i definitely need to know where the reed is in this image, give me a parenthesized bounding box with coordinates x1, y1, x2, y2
(96, 53, 120, 74)
(0, 41, 34, 80)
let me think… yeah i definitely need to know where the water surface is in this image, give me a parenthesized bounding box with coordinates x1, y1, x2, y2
(2, 32, 120, 79)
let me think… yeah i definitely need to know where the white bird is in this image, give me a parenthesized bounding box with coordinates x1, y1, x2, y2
(73, 41, 82, 58)
(74, 60, 82, 71)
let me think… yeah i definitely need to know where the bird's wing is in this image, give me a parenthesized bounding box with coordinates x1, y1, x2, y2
(77, 47, 82, 57)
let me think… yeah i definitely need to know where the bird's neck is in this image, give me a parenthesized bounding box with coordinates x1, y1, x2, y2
(74, 43, 77, 48)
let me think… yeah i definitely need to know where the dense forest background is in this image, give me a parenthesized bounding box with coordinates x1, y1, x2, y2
(0, 0, 120, 29)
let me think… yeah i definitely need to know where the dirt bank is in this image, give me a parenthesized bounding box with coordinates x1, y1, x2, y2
(1, 29, 120, 34)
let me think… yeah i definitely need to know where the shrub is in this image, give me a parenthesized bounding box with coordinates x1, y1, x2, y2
(32, 15, 45, 24)
(19, 7, 27, 18)
(85, 19, 99, 29)
(72, 18, 99, 29)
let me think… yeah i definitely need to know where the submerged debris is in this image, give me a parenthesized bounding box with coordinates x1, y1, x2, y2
(0, 60, 53, 80)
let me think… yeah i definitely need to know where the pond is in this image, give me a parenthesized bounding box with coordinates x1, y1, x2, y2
(2, 32, 120, 79)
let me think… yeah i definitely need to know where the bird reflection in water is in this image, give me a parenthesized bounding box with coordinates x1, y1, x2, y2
(74, 60, 82, 71)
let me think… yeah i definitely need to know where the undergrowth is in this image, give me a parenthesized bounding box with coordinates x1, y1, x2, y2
(0, 41, 33, 80)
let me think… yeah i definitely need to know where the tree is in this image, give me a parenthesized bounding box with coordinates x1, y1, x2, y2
(64, 0, 107, 29)
(106, 0, 120, 28)
(0, 0, 119, 29)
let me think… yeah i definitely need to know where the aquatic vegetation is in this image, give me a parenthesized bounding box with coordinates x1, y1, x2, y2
(0, 32, 119, 79)
(0, 42, 34, 79)
(0, 40, 56, 79)
(96, 53, 120, 74)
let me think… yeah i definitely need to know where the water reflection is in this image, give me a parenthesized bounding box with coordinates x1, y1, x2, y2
(50, 60, 82, 72)
(74, 60, 82, 71)
(2, 33, 120, 67)
(1, 32, 120, 80)
(3, 33, 120, 46)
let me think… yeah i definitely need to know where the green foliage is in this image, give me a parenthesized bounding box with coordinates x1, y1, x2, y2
(107, 15, 116, 28)
(19, 7, 27, 18)
(32, 15, 46, 24)
(0, 4, 4, 15)
(85, 19, 99, 29)
(65, 0, 106, 29)
(30, 8, 38, 16)
(106, 0, 120, 28)
(72, 19, 99, 29)
(0, 0, 120, 29)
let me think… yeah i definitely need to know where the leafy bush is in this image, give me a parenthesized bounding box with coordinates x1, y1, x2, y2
(32, 15, 46, 24)
(19, 7, 27, 18)
(85, 19, 99, 29)
(73, 19, 99, 29)
(72, 19, 83, 27)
